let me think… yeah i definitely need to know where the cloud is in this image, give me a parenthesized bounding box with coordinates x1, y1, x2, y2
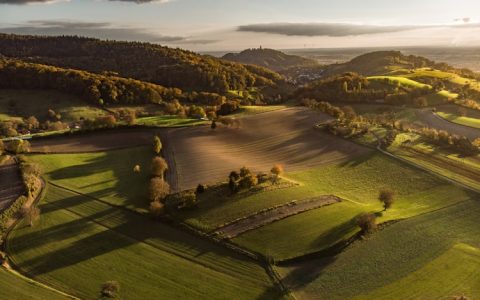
(237, 22, 431, 37)
(0, 20, 186, 43)
(0, 0, 169, 4)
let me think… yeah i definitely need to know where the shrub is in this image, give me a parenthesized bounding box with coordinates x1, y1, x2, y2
(101, 281, 120, 298)
(149, 201, 165, 217)
(6, 139, 30, 154)
(239, 166, 251, 178)
(133, 165, 141, 173)
(196, 184, 206, 194)
(239, 174, 258, 190)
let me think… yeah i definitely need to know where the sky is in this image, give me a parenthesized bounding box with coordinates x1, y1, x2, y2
(1, 0, 480, 51)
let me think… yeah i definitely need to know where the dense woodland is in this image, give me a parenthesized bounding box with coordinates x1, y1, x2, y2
(0, 34, 284, 93)
(222, 48, 318, 72)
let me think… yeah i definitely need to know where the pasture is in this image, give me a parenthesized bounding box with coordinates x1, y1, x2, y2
(230, 153, 471, 260)
(7, 184, 280, 299)
(0, 268, 69, 300)
(278, 200, 480, 299)
(28, 147, 153, 210)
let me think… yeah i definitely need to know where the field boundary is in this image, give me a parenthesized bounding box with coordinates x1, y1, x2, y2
(213, 195, 342, 238)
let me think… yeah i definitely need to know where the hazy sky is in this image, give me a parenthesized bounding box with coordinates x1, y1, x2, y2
(1, 0, 480, 51)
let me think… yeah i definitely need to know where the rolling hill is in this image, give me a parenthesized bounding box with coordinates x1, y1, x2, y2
(0, 34, 285, 93)
(222, 48, 318, 71)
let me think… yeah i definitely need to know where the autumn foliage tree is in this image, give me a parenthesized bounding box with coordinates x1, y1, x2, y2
(149, 177, 170, 202)
(153, 135, 162, 155)
(270, 164, 284, 183)
(151, 156, 168, 179)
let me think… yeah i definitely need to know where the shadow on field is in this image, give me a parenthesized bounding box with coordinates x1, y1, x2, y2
(311, 217, 358, 249)
(10, 187, 260, 277)
(45, 146, 153, 209)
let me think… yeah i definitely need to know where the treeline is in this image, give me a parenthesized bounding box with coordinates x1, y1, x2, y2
(0, 34, 284, 93)
(0, 58, 182, 105)
(304, 99, 480, 156)
(296, 72, 433, 107)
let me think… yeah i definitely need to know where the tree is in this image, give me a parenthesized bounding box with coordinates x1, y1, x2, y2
(25, 116, 39, 131)
(149, 177, 170, 202)
(153, 135, 162, 155)
(151, 156, 168, 178)
(149, 201, 165, 217)
(239, 174, 258, 189)
(378, 188, 395, 210)
(124, 110, 136, 125)
(239, 166, 251, 178)
(0, 139, 3, 155)
(211, 120, 217, 130)
(270, 164, 284, 183)
(101, 281, 120, 298)
(7, 139, 30, 154)
(356, 213, 377, 234)
(23, 206, 40, 227)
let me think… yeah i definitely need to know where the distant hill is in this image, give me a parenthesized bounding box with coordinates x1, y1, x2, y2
(222, 48, 318, 71)
(322, 51, 452, 77)
(0, 34, 284, 94)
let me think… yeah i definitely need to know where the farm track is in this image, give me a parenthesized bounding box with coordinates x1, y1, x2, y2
(416, 109, 480, 140)
(0, 157, 24, 212)
(214, 195, 342, 238)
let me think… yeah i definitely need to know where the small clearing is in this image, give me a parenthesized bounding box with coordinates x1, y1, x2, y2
(214, 195, 341, 238)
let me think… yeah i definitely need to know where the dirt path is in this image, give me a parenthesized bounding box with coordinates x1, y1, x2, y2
(214, 195, 342, 238)
(0, 157, 24, 213)
(416, 109, 480, 140)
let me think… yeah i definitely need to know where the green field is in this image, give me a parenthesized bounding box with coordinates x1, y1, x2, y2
(278, 200, 480, 299)
(0, 89, 106, 122)
(7, 184, 280, 299)
(436, 111, 480, 129)
(368, 76, 431, 89)
(0, 268, 69, 300)
(388, 133, 480, 191)
(29, 147, 152, 210)
(172, 152, 471, 260)
(136, 115, 206, 127)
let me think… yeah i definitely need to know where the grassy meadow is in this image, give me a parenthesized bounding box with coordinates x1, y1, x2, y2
(0, 268, 69, 300)
(278, 200, 480, 299)
(29, 147, 152, 210)
(7, 184, 280, 300)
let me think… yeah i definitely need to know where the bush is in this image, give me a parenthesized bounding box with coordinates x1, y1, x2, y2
(153, 135, 162, 155)
(101, 281, 120, 298)
(196, 184, 206, 194)
(165, 191, 197, 210)
(239, 174, 258, 189)
(149, 201, 165, 217)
